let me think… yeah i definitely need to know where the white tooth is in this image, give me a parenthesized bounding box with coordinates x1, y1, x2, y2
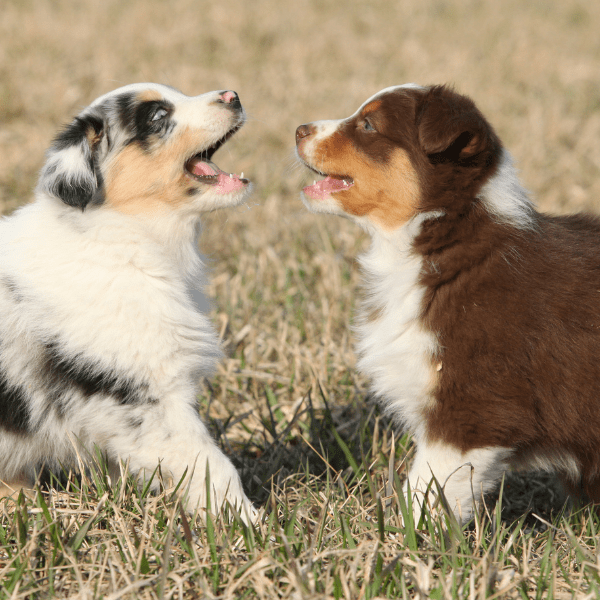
(241, 172, 244, 179)
(313, 180, 316, 186)
(230, 173, 233, 178)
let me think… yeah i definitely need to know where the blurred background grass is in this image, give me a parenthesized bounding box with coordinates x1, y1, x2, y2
(2, 2, 600, 596)
(2, 0, 600, 488)
(2, 0, 600, 505)
(2, 0, 599, 216)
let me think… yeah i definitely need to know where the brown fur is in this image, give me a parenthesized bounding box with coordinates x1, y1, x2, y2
(105, 127, 206, 214)
(297, 94, 423, 230)
(336, 149, 420, 229)
(298, 84, 600, 505)
(137, 89, 163, 102)
(418, 210, 600, 501)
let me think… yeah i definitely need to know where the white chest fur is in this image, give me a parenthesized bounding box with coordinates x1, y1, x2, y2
(355, 218, 438, 442)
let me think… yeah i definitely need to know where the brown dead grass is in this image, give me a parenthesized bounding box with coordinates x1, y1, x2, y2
(2, 0, 600, 597)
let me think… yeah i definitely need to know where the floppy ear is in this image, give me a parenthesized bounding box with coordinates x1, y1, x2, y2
(37, 111, 105, 210)
(416, 86, 492, 163)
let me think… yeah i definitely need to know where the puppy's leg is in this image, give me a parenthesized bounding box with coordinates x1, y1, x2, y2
(90, 402, 255, 523)
(404, 441, 509, 524)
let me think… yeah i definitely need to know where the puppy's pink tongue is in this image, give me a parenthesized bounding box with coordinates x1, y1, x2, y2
(216, 173, 246, 193)
(303, 176, 349, 200)
(187, 156, 248, 193)
(191, 161, 217, 177)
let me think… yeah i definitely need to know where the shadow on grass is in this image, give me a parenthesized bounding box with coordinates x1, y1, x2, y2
(209, 383, 573, 529)
(213, 386, 378, 506)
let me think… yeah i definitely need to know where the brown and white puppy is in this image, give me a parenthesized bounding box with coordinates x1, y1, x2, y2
(0, 84, 255, 522)
(296, 83, 600, 523)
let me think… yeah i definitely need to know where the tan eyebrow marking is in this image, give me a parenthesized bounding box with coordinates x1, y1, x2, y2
(137, 89, 163, 102)
(362, 100, 383, 116)
(104, 127, 207, 215)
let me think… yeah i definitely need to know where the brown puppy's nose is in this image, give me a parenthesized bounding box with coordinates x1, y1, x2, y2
(296, 124, 313, 144)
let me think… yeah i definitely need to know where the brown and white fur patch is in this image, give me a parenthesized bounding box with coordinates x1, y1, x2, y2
(296, 83, 600, 523)
(0, 83, 255, 522)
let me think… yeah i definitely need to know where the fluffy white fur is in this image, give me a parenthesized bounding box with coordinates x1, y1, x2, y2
(355, 214, 439, 443)
(348, 213, 514, 524)
(354, 214, 504, 524)
(405, 442, 511, 523)
(297, 96, 535, 523)
(0, 83, 255, 522)
(357, 158, 535, 522)
(479, 150, 534, 229)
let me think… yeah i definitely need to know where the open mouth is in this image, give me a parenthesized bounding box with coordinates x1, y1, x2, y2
(184, 123, 249, 193)
(302, 166, 354, 200)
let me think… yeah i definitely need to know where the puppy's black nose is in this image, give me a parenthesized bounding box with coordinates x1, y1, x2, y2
(296, 124, 313, 144)
(218, 90, 241, 110)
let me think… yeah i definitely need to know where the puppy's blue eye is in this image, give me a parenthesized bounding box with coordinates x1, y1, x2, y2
(152, 108, 168, 122)
(363, 119, 374, 131)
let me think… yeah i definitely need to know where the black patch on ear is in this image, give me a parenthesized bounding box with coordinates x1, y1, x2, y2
(53, 172, 101, 210)
(0, 372, 32, 434)
(40, 111, 106, 210)
(53, 114, 104, 152)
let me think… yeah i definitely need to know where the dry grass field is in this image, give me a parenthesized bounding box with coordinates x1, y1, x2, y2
(2, 0, 600, 598)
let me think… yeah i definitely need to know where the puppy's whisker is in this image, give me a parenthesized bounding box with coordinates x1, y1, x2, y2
(294, 82, 595, 525)
(0, 82, 257, 525)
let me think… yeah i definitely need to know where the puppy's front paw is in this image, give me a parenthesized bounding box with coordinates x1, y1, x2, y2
(186, 448, 257, 525)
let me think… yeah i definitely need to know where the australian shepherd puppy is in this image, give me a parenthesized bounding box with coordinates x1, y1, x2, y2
(296, 83, 600, 523)
(0, 83, 255, 522)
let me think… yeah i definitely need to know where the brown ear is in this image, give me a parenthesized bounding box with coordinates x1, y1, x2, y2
(417, 86, 491, 161)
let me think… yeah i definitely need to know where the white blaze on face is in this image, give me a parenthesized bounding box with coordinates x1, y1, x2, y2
(89, 83, 252, 214)
(296, 119, 355, 201)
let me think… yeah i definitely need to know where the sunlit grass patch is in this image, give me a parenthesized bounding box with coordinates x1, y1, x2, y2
(2, 0, 600, 596)
(3, 403, 600, 599)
